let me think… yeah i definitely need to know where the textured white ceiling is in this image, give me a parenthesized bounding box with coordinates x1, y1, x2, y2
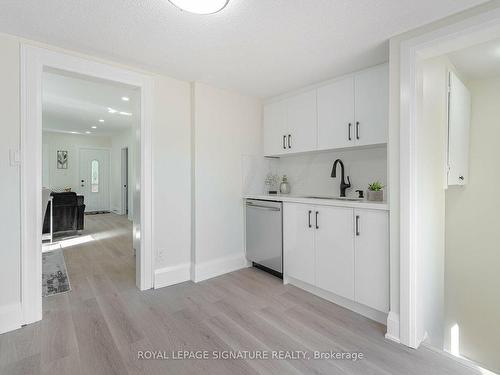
(43, 70, 139, 136)
(448, 38, 500, 81)
(0, 0, 487, 97)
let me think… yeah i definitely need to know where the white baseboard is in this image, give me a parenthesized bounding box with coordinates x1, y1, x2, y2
(385, 311, 401, 343)
(0, 303, 23, 334)
(154, 263, 191, 288)
(193, 253, 249, 283)
(421, 341, 497, 375)
(286, 276, 388, 325)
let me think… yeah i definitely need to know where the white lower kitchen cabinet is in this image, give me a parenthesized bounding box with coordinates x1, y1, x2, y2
(315, 206, 354, 300)
(283, 202, 389, 314)
(283, 203, 315, 285)
(354, 208, 389, 312)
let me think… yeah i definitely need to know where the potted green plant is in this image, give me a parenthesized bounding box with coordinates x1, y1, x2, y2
(367, 181, 384, 201)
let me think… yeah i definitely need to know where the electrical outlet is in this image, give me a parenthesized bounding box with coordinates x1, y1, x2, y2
(9, 149, 20, 166)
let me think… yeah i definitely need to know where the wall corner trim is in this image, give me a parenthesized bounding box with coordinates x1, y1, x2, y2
(193, 253, 249, 283)
(154, 263, 191, 289)
(0, 303, 23, 335)
(385, 311, 401, 343)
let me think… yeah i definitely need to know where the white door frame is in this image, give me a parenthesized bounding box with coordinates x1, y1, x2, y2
(121, 147, 129, 216)
(78, 147, 112, 212)
(399, 7, 500, 348)
(20, 45, 154, 325)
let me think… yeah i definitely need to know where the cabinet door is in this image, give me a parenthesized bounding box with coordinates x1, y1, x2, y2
(354, 64, 388, 146)
(263, 100, 288, 156)
(447, 71, 470, 186)
(317, 76, 355, 150)
(315, 206, 355, 300)
(354, 209, 389, 312)
(283, 203, 315, 285)
(286, 90, 317, 153)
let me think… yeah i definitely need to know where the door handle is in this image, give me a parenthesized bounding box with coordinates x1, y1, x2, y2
(315, 211, 319, 229)
(356, 121, 360, 140)
(355, 215, 360, 236)
(283, 135, 287, 149)
(348, 123, 352, 141)
(288, 134, 291, 149)
(308, 210, 312, 228)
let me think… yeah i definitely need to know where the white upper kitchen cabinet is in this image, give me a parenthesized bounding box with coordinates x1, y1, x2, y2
(354, 208, 389, 312)
(285, 89, 318, 154)
(263, 99, 288, 156)
(354, 64, 389, 147)
(315, 206, 355, 300)
(317, 76, 355, 150)
(447, 71, 470, 186)
(283, 203, 315, 285)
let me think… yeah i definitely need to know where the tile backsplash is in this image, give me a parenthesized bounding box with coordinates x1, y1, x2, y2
(242, 146, 387, 199)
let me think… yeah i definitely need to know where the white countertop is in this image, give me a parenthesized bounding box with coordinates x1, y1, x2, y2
(244, 194, 389, 211)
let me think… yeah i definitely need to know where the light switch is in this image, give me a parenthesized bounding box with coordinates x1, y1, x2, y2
(9, 149, 20, 166)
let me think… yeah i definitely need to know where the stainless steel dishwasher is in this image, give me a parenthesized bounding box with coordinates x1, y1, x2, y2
(245, 199, 283, 278)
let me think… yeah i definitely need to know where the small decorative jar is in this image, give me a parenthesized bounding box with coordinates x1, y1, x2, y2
(279, 175, 291, 194)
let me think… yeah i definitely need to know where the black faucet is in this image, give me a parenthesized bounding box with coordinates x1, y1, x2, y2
(331, 159, 351, 197)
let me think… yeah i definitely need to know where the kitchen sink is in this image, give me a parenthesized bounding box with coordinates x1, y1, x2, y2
(301, 196, 364, 201)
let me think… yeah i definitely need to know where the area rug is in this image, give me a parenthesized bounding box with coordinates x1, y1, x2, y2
(42, 249, 71, 297)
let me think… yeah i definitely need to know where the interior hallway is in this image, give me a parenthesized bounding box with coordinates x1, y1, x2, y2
(0, 214, 481, 375)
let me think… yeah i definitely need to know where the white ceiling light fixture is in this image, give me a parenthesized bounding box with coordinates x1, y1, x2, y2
(91, 126, 97, 129)
(85, 131, 91, 134)
(119, 111, 132, 116)
(107, 107, 117, 113)
(121, 96, 130, 101)
(98, 119, 105, 122)
(168, 0, 229, 15)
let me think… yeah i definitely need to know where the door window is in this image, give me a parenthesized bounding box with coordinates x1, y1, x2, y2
(91, 160, 99, 193)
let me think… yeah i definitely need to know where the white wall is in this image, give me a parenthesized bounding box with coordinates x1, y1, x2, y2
(42, 131, 112, 192)
(192, 82, 262, 280)
(152, 75, 192, 272)
(269, 147, 387, 198)
(0, 32, 192, 332)
(0, 33, 21, 332)
(444, 77, 500, 373)
(416, 56, 454, 348)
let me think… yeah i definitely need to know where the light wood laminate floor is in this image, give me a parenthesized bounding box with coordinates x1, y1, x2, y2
(0, 213, 480, 375)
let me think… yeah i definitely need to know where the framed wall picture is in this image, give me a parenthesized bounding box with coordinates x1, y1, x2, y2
(57, 150, 68, 169)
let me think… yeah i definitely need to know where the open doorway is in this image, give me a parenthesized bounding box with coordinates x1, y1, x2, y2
(40, 69, 139, 299)
(20, 46, 153, 327)
(416, 39, 500, 374)
(399, 14, 500, 374)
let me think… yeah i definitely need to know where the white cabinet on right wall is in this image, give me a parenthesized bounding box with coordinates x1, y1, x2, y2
(447, 71, 471, 186)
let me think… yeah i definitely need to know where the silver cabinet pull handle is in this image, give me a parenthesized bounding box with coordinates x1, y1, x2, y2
(315, 211, 319, 229)
(283, 135, 287, 149)
(348, 123, 352, 141)
(308, 210, 312, 228)
(288, 134, 292, 149)
(356, 121, 360, 140)
(355, 215, 360, 236)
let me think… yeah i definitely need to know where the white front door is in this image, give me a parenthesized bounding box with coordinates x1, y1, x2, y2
(79, 148, 110, 212)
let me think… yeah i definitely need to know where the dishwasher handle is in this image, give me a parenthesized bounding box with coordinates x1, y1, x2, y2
(246, 202, 281, 211)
